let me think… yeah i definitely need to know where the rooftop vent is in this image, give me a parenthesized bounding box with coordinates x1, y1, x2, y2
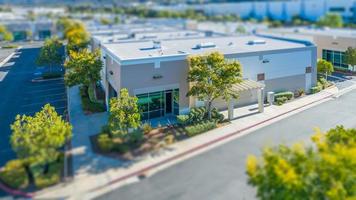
(247, 39, 266, 45)
(196, 42, 216, 49)
(153, 40, 161, 49)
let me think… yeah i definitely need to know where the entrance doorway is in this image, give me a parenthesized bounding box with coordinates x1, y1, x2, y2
(165, 91, 172, 114)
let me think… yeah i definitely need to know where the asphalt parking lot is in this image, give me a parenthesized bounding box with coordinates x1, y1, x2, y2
(0, 44, 66, 191)
(328, 71, 356, 90)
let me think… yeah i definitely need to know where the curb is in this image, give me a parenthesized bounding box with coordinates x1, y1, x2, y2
(0, 182, 34, 198)
(90, 91, 335, 193)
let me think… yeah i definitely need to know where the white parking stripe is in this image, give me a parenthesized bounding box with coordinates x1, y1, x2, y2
(21, 99, 66, 107)
(25, 87, 65, 94)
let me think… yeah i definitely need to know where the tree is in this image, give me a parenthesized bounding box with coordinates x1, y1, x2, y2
(317, 13, 343, 28)
(64, 49, 102, 99)
(109, 88, 141, 136)
(36, 37, 63, 73)
(57, 18, 89, 52)
(0, 24, 13, 42)
(345, 47, 356, 72)
(317, 59, 334, 80)
(187, 52, 243, 119)
(10, 104, 72, 166)
(246, 126, 356, 200)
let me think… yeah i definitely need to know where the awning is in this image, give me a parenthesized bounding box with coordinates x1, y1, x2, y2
(230, 79, 265, 93)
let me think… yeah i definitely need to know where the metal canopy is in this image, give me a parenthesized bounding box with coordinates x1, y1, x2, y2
(230, 79, 265, 93)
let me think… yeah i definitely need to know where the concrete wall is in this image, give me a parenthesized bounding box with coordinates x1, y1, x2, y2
(314, 35, 356, 58)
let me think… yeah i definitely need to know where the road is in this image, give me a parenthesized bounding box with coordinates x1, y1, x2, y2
(0, 45, 66, 197)
(96, 88, 356, 200)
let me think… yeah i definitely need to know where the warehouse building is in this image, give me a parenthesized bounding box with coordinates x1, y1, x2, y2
(100, 35, 317, 120)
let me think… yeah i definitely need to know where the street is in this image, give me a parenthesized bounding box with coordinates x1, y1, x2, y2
(96, 88, 356, 200)
(0, 45, 66, 177)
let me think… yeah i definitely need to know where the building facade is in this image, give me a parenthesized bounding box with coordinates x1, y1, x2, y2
(100, 36, 317, 120)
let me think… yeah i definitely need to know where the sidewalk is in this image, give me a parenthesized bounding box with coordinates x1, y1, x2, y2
(35, 86, 339, 199)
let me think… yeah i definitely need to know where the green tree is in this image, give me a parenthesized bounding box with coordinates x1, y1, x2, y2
(317, 13, 343, 28)
(187, 52, 243, 119)
(10, 104, 72, 166)
(64, 49, 102, 99)
(317, 59, 334, 80)
(57, 18, 89, 52)
(246, 126, 356, 200)
(109, 88, 141, 136)
(345, 47, 356, 71)
(0, 24, 13, 42)
(36, 37, 63, 73)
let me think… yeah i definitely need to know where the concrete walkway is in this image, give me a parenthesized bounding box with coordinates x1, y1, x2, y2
(35, 86, 339, 200)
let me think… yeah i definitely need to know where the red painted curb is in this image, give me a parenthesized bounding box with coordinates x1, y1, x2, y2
(0, 182, 34, 198)
(91, 92, 334, 193)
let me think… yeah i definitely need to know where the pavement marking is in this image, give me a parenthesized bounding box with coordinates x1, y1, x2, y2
(23, 92, 66, 100)
(21, 99, 67, 108)
(26, 82, 64, 89)
(24, 87, 65, 94)
(328, 74, 356, 83)
(0, 52, 16, 68)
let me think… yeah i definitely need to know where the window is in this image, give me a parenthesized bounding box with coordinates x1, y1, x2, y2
(136, 89, 179, 120)
(306, 66, 312, 73)
(322, 49, 348, 70)
(257, 73, 265, 81)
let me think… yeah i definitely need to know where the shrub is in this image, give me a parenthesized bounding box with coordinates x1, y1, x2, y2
(164, 135, 175, 145)
(127, 129, 144, 145)
(185, 121, 217, 137)
(0, 159, 29, 189)
(100, 125, 110, 135)
(275, 97, 288, 106)
(113, 143, 130, 154)
(42, 72, 62, 79)
(80, 86, 106, 113)
(177, 115, 189, 125)
(189, 107, 206, 123)
(310, 86, 322, 94)
(274, 91, 294, 101)
(33, 162, 62, 189)
(211, 108, 225, 123)
(97, 134, 114, 152)
(142, 123, 152, 134)
(295, 88, 305, 97)
(318, 77, 331, 89)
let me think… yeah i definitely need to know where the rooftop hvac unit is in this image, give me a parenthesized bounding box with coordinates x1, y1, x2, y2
(247, 39, 266, 45)
(197, 42, 216, 49)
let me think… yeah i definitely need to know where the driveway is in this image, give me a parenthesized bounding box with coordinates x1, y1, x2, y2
(0, 45, 66, 197)
(95, 89, 356, 200)
(328, 72, 356, 90)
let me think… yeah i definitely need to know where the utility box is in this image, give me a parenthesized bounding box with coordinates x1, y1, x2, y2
(267, 92, 275, 105)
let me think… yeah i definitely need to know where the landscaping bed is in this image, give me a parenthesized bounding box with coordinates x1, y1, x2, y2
(91, 107, 229, 159)
(0, 153, 64, 191)
(79, 85, 106, 114)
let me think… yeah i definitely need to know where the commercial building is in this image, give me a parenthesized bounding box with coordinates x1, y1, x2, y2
(100, 35, 317, 120)
(2, 20, 54, 41)
(258, 27, 356, 71)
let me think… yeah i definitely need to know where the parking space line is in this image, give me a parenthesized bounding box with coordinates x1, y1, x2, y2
(24, 87, 65, 94)
(27, 82, 64, 88)
(23, 92, 66, 100)
(21, 99, 67, 108)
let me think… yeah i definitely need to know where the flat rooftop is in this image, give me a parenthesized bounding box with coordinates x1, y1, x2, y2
(103, 35, 309, 61)
(93, 30, 207, 44)
(269, 27, 356, 38)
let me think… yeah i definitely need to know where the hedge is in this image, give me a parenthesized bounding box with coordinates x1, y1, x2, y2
(274, 91, 294, 101)
(0, 159, 29, 189)
(97, 134, 114, 153)
(185, 121, 217, 137)
(310, 86, 322, 94)
(177, 115, 189, 125)
(33, 162, 62, 189)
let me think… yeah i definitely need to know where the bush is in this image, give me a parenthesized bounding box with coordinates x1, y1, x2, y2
(177, 115, 189, 125)
(274, 91, 294, 101)
(185, 121, 217, 137)
(275, 97, 288, 106)
(0, 159, 29, 189)
(127, 130, 144, 145)
(310, 86, 322, 94)
(164, 135, 175, 145)
(80, 86, 106, 113)
(211, 108, 225, 123)
(318, 77, 331, 89)
(100, 125, 110, 135)
(33, 162, 62, 189)
(295, 88, 305, 97)
(142, 123, 152, 134)
(97, 134, 114, 152)
(189, 107, 206, 123)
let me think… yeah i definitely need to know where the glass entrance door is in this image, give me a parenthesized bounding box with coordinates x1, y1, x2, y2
(165, 91, 172, 114)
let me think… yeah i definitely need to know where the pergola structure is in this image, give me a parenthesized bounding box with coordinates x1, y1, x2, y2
(227, 79, 266, 120)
